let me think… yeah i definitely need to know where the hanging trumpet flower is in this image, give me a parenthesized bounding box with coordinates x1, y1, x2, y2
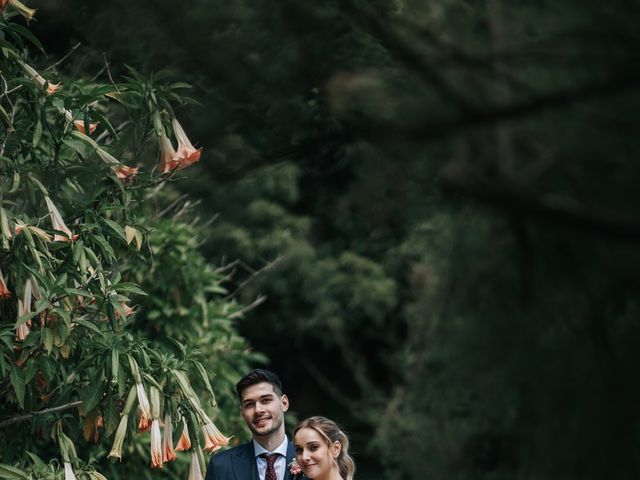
(15, 279, 32, 341)
(128, 356, 152, 432)
(2, 0, 36, 21)
(64, 110, 98, 134)
(108, 386, 137, 461)
(172, 117, 202, 169)
(44, 197, 78, 242)
(175, 417, 192, 452)
(188, 450, 204, 480)
(149, 386, 163, 469)
(201, 419, 231, 453)
(162, 413, 177, 463)
(136, 385, 152, 432)
(63, 462, 77, 480)
(158, 129, 180, 174)
(19, 62, 59, 94)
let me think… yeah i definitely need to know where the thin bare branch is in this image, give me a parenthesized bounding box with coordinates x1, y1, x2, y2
(226, 256, 283, 299)
(0, 400, 83, 429)
(44, 42, 81, 72)
(103, 53, 121, 94)
(228, 294, 268, 319)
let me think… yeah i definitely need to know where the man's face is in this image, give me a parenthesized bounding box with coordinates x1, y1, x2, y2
(240, 382, 289, 438)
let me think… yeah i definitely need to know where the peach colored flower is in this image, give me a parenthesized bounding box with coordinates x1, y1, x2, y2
(136, 383, 152, 432)
(114, 302, 135, 319)
(201, 421, 230, 453)
(150, 418, 163, 468)
(158, 131, 180, 174)
(21, 62, 58, 93)
(175, 417, 192, 452)
(188, 450, 204, 480)
(44, 197, 78, 242)
(64, 110, 97, 134)
(15, 280, 33, 341)
(15, 300, 30, 341)
(111, 164, 139, 182)
(0, 267, 11, 299)
(14, 220, 53, 242)
(172, 118, 202, 169)
(162, 413, 177, 463)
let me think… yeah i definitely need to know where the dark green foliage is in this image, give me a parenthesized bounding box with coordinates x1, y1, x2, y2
(29, 0, 640, 478)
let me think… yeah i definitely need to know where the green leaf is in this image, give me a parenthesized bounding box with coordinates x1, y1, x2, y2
(72, 238, 84, 265)
(0, 208, 10, 251)
(0, 463, 30, 479)
(102, 218, 127, 242)
(65, 288, 89, 298)
(73, 317, 105, 336)
(32, 119, 42, 147)
(193, 360, 217, 406)
(0, 354, 7, 379)
(104, 396, 119, 437)
(92, 234, 116, 262)
(91, 110, 118, 139)
(15, 310, 36, 328)
(9, 366, 25, 409)
(0, 103, 10, 128)
(6, 22, 44, 51)
(83, 378, 105, 413)
(169, 82, 192, 90)
(25, 451, 47, 470)
(27, 174, 48, 195)
(42, 326, 53, 353)
(115, 282, 147, 296)
(9, 171, 20, 193)
(111, 348, 119, 385)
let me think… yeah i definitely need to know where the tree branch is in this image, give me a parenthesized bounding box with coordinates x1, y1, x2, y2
(372, 72, 640, 142)
(439, 162, 640, 241)
(228, 295, 268, 319)
(0, 400, 83, 429)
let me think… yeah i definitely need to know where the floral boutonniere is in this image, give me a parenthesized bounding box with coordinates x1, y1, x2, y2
(289, 458, 302, 479)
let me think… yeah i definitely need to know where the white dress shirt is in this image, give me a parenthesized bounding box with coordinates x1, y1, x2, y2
(253, 436, 289, 480)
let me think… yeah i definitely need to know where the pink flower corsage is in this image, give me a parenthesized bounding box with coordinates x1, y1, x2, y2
(289, 458, 302, 478)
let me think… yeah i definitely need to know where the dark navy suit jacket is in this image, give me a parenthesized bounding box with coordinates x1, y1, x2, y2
(205, 440, 303, 480)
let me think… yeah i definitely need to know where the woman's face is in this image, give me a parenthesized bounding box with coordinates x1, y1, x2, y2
(294, 427, 341, 479)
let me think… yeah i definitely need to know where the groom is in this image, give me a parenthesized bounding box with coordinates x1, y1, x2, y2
(205, 369, 300, 480)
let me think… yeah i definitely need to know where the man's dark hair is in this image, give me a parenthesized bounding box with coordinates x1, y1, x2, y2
(235, 369, 284, 400)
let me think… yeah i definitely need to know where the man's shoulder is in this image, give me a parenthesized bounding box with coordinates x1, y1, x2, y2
(211, 441, 253, 464)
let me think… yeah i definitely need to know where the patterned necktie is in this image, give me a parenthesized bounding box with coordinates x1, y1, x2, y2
(263, 453, 278, 480)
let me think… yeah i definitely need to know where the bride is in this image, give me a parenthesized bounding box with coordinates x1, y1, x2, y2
(293, 416, 356, 480)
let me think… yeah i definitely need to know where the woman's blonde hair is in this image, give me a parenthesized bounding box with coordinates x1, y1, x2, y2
(294, 416, 356, 480)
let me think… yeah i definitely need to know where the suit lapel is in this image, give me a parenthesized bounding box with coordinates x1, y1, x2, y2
(284, 440, 295, 480)
(232, 442, 259, 480)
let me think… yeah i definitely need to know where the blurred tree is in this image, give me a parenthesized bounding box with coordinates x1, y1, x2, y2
(27, 0, 640, 478)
